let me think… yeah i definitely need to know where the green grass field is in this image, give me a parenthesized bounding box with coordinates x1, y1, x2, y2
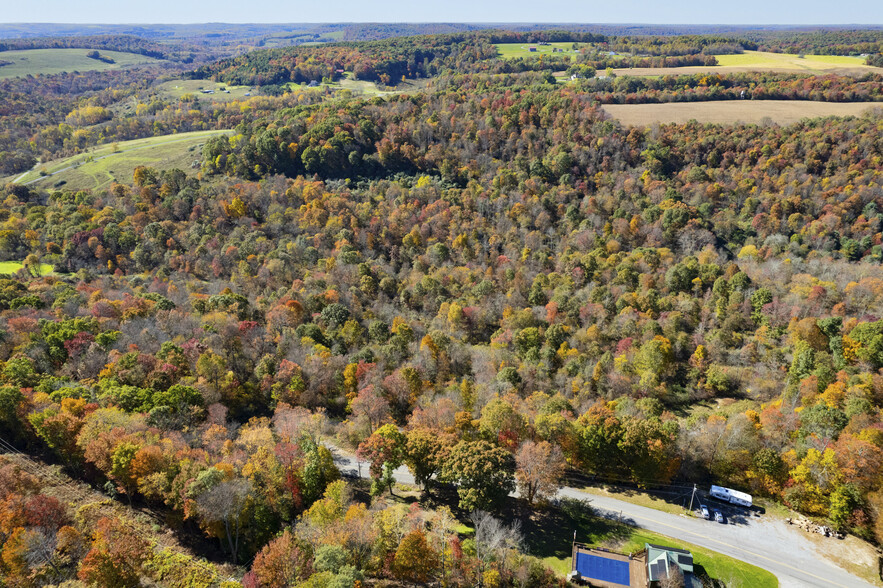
(155, 80, 255, 103)
(282, 72, 431, 97)
(0, 261, 54, 276)
(496, 42, 583, 61)
(8, 130, 231, 191)
(0, 48, 162, 78)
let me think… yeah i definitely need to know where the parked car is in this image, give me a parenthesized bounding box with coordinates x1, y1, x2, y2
(700, 505, 710, 520)
(714, 510, 725, 523)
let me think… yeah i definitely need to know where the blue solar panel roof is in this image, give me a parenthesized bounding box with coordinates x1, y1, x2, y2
(575, 553, 630, 586)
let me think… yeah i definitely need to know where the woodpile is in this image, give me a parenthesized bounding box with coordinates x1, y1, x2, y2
(786, 516, 845, 539)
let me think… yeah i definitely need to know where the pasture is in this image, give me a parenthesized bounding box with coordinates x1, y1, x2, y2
(282, 72, 431, 97)
(155, 79, 255, 103)
(9, 130, 231, 191)
(496, 42, 583, 61)
(0, 48, 161, 78)
(603, 100, 881, 126)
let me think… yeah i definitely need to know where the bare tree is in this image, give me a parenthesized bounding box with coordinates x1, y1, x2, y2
(21, 527, 61, 577)
(470, 510, 523, 586)
(515, 440, 566, 504)
(659, 564, 685, 588)
(197, 478, 252, 564)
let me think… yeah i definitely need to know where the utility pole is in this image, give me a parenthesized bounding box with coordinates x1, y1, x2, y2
(688, 483, 697, 513)
(572, 530, 577, 573)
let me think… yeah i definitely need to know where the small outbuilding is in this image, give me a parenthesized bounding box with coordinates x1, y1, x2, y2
(645, 544, 702, 588)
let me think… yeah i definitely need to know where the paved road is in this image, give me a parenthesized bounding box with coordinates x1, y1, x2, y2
(329, 445, 877, 588)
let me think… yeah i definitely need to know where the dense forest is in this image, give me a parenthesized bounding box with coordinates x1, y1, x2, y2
(3, 25, 883, 588)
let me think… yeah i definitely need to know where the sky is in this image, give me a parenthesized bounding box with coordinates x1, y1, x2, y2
(3, 0, 882, 25)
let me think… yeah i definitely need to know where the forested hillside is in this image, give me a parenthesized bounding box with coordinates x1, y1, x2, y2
(3, 26, 883, 588)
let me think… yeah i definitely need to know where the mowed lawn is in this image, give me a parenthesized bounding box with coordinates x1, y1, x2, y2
(10, 130, 231, 191)
(496, 42, 583, 61)
(0, 48, 162, 78)
(603, 100, 881, 126)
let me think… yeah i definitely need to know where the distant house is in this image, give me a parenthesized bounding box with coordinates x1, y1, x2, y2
(528, 46, 537, 52)
(645, 544, 702, 588)
(307, 80, 319, 87)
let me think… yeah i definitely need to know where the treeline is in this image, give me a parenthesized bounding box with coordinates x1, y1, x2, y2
(579, 53, 719, 69)
(574, 72, 883, 104)
(0, 34, 180, 61)
(749, 29, 883, 55)
(599, 34, 752, 57)
(187, 34, 504, 86)
(188, 31, 749, 89)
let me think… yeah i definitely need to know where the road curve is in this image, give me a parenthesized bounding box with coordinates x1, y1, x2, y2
(328, 444, 876, 588)
(559, 488, 874, 588)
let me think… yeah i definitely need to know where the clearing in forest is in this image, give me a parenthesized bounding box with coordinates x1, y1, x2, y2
(0, 48, 162, 78)
(603, 100, 882, 126)
(496, 42, 583, 60)
(8, 130, 231, 191)
(155, 79, 255, 102)
(0, 261, 54, 275)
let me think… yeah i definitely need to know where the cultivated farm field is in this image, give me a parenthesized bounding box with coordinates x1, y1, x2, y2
(603, 100, 882, 126)
(8, 130, 231, 191)
(0, 48, 162, 78)
(610, 50, 883, 77)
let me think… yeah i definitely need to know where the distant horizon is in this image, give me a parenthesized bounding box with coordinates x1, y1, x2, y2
(2, 21, 883, 27)
(3, 0, 882, 27)
(1, 22, 882, 31)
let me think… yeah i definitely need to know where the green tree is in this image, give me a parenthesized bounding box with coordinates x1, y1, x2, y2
(357, 424, 406, 494)
(440, 440, 515, 511)
(404, 428, 451, 494)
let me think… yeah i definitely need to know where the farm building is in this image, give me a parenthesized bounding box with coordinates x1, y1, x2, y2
(645, 544, 702, 588)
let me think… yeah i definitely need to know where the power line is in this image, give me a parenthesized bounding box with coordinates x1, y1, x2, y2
(0, 435, 233, 582)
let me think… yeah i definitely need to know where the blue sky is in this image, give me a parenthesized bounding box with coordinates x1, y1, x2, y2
(4, 0, 882, 24)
